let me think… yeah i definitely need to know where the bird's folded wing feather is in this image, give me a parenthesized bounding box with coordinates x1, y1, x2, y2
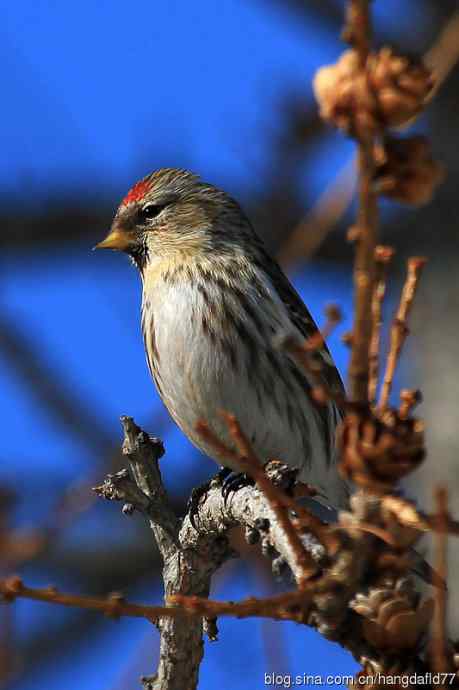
(257, 248, 346, 405)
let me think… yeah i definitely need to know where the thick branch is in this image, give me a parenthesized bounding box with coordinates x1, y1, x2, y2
(94, 417, 326, 690)
(95, 417, 232, 690)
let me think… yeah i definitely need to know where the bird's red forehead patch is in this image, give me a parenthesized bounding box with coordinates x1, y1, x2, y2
(121, 179, 152, 206)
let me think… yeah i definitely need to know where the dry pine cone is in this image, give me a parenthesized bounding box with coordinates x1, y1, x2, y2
(314, 47, 433, 138)
(337, 407, 425, 492)
(351, 578, 433, 651)
(373, 135, 445, 206)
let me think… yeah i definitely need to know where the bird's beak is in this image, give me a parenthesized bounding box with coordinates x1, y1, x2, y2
(94, 228, 134, 251)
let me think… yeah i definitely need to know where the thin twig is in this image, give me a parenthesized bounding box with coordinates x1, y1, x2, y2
(398, 389, 422, 420)
(305, 303, 342, 352)
(431, 487, 448, 683)
(345, 0, 379, 403)
(381, 495, 459, 537)
(378, 257, 427, 410)
(344, 0, 372, 62)
(0, 576, 187, 623)
(368, 246, 395, 404)
(344, 522, 399, 547)
(168, 589, 312, 623)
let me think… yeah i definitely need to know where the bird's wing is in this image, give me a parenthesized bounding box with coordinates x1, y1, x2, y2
(256, 247, 346, 404)
(259, 251, 351, 509)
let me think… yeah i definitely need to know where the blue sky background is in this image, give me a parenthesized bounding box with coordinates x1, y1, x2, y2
(0, 1, 448, 688)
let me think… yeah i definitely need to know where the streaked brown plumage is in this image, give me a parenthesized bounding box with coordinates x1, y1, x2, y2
(97, 168, 350, 511)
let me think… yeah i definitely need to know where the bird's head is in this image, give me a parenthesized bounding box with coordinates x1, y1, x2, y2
(96, 168, 253, 272)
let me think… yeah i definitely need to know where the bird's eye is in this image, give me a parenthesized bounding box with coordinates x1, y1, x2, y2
(139, 204, 164, 222)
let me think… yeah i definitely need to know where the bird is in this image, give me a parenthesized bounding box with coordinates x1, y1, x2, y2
(96, 167, 349, 516)
(96, 168, 444, 587)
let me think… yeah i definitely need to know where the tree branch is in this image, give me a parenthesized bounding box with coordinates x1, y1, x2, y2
(93, 417, 327, 689)
(378, 257, 427, 410)
(95, 417, 229, 690)
(0, 576, 180, 623)
(346, 1, 379, 404)
(368, 246, 394, 404)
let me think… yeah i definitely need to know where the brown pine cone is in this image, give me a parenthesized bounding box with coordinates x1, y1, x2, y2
(313, 48, 433, 138)
(314, 50, 378, 137)
(368, 48, 433, 127)
(351, 578, 433, 650)
(337, 407, 425, 492)
(373, 135, 445, 205)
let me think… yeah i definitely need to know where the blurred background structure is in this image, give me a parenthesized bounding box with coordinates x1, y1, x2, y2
(1, 1, 458, 688)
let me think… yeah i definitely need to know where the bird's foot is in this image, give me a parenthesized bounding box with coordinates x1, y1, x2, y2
(221, 471, 255, 505)
(187, 467, 233, 530)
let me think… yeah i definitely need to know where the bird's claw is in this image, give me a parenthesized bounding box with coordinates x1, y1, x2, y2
(187, 482, 210, 530)
(221, 472, 255, 505)
(187, 467, 233, 530)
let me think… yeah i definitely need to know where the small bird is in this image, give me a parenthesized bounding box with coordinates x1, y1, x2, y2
(96, 168, 443, 587)
(96, 168, 350, 512)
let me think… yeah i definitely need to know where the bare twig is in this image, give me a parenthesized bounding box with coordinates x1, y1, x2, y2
(224, 411, 322, 584)
(343, 522, 399, 547)
(168, 589, 312, 622)
(368, 246, 395, 404)
(304, 304, 343, 351)
(344, 0, 372, 62)
(0, 576, 184, 623)
(378, 257, 427, 410)
(345, 1, 379, 403)
(399, 389, 422, 420)
(381, 495, 459, 537)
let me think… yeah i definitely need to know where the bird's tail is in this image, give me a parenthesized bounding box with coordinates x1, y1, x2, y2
(299, 496, 445, 589)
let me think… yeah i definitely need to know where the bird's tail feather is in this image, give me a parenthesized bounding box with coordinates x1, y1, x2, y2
(299, 497, 444, 588)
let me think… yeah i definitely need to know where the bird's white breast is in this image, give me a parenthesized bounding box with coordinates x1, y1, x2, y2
(141, 263, 348, 509)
